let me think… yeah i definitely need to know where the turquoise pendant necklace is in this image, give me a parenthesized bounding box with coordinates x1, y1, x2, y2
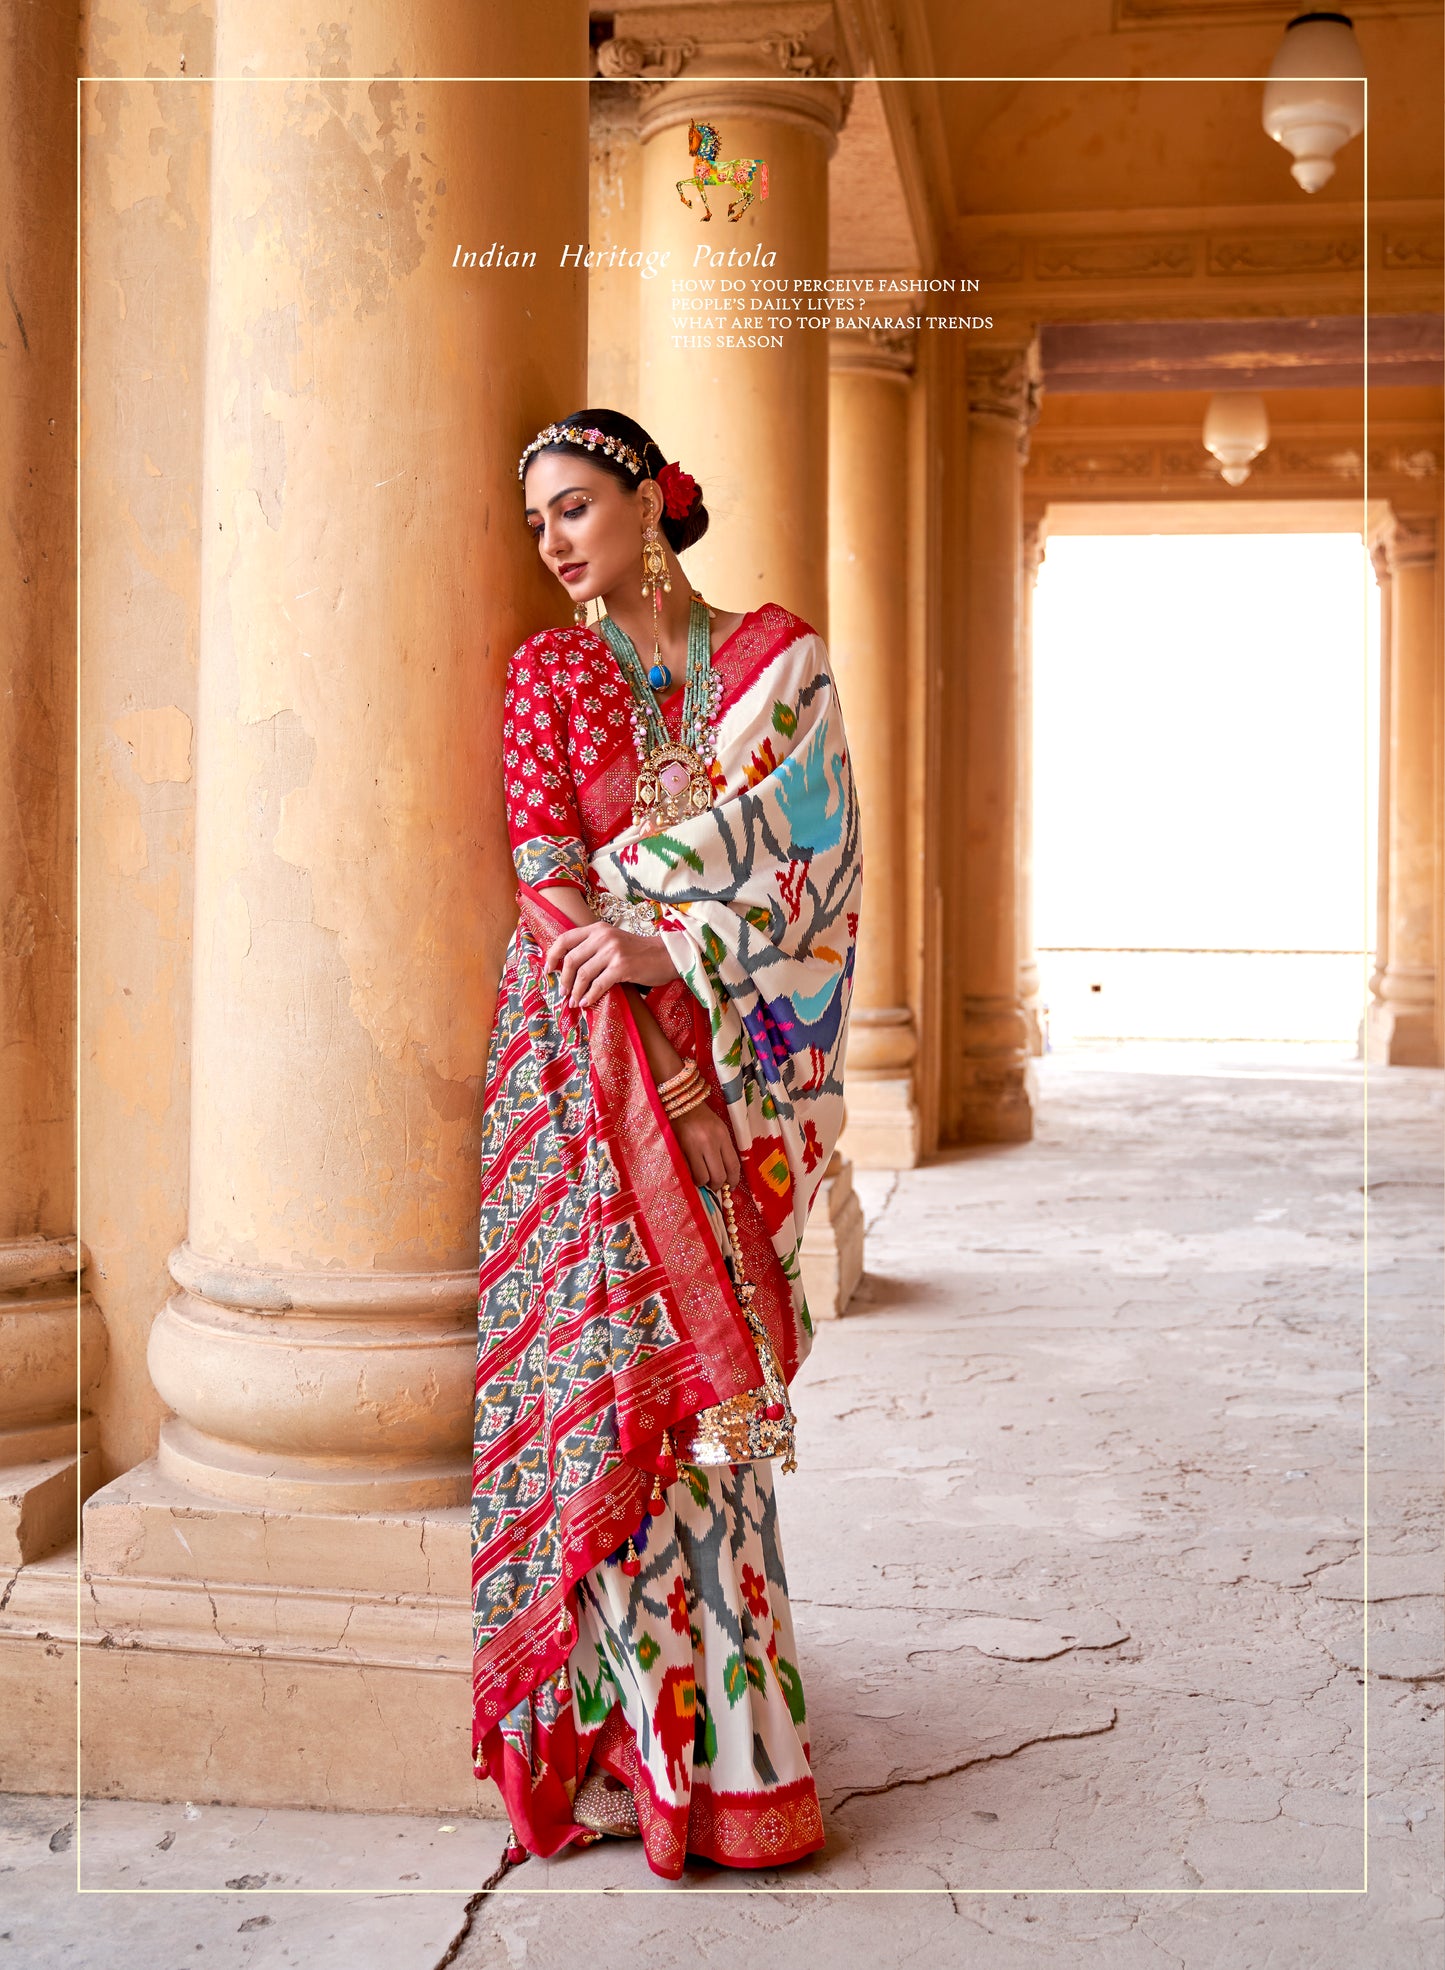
(598, 594, 723, 830)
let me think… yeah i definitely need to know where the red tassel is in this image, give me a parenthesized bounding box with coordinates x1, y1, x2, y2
(621, 1535, 641, 1577)
(557, 1599, 575, 1646)
(765, 1401, 785, 1422)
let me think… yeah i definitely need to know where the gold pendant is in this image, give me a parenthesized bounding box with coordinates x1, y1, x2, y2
(633, 739, 713, 832)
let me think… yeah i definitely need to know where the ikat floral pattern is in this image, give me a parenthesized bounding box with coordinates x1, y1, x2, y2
(473, 602, 856, 1873)
(591, 609, 861, 1373)
(569, 1459, 822, 1877)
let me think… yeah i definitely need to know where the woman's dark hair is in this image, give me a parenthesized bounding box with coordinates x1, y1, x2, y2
(525, 406, 710, 553)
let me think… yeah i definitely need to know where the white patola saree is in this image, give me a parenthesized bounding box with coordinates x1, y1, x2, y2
(470, 602, 860, 1877)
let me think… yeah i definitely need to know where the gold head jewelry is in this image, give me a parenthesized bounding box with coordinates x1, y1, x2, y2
(517, 422, 645, 482)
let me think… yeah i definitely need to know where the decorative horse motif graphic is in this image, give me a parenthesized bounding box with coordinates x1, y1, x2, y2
(676, 119, 769, 223)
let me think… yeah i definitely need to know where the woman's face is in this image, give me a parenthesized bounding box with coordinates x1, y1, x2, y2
(522, 451, 657, 605)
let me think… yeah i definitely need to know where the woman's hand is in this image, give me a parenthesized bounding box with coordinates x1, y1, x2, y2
(671, 1100, 743, 1190)
(544, 921, 678, 1005)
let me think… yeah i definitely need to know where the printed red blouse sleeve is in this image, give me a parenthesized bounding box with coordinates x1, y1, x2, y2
(503, 635, 591, 891)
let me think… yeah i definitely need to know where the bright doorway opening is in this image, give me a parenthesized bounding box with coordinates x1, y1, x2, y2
(1032, 527, 1379, 1053)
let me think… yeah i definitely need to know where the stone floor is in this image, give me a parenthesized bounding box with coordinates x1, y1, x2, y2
(7, 1043, 1441, 1966)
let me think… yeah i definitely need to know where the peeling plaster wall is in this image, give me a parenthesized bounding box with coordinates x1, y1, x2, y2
(2, 0, 78, 1244)
(187, 7, 587, 1276)
(79, 4, 216, 1478)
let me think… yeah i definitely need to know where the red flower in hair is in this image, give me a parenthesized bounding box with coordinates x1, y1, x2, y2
(657, 460, 699, 519)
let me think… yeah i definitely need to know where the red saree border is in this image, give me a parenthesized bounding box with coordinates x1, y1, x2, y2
(591, 1703, 825, 1879)
(471, 888, 768, 1742)
(480, 1708, 595, 1863)
(519, 880, 761, 1421)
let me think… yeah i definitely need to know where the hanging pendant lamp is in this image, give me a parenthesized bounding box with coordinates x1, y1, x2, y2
(1262, 12, 1367, 193)
(1203, 393, 1270, 487)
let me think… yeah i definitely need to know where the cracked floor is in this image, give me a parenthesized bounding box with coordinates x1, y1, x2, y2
(7, 1043, 1442, 1966)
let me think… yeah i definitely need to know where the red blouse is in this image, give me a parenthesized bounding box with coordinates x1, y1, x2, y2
(502, 603, 809, 880)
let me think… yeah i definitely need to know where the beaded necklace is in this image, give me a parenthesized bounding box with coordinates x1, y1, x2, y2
(598, 593, 723, 831)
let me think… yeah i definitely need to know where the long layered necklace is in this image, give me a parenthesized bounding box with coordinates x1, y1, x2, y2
(598, 593, 723, 832)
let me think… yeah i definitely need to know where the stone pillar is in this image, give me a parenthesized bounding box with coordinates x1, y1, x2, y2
(81, 2, 590, 1814)
(941, 340, 1041, 1143)
(0, 0, 103, 1792)
(1366, 534, 1393, 1032)
(828, 330, 919, 1167)
(613, 12, 862, 1310)
(623, 9, 850, 629)
(1368, 512, 1442, 1066)
(1019, 516, 1047, 1056)
(79, 7, 216, 1496)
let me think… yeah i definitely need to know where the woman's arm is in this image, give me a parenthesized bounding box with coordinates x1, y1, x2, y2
(537, 883, 741, 1188)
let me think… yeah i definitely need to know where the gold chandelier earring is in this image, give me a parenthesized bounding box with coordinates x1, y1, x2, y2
(639, 515, 672, 690)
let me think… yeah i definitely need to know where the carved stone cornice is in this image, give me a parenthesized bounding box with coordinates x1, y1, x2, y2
(1024, 421, 1442, 505)
(829, 323, 916, 377)
(1115, 0, 1426, 24)
(950, 201, 1443, 317)
(605, 3, 853, 149)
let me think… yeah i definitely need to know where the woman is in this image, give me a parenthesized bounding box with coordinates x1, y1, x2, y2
(470, 408, 860, 1880)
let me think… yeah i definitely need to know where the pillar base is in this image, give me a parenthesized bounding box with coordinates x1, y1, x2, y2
(799, 1155, 865, 1320)
(0, 1416, 101, 1566)
(840, 1076, 920, 1169)
(79, 1462, 502, 1816)
(0, 1542, 80, 1791)
(1367, 992, 1441, 1068)
(953, 1054, 1039, 1144)
(1022, 995, 1046, 1058)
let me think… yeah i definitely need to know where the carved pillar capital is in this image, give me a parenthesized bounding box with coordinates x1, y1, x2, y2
(1391, 512, 1439, 570)
(829, 323, 917, 378)
(606, 3, 853, 149)
(589, 71, 645, 132)
(593, 34, 697, 82)
(1022, 515, 1048, 583)
(1371, 509, 1438, 574)
(965, 340, 1043, 462)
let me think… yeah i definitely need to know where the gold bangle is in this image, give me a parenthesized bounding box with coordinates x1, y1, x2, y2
(657, 1060, 700, 1098)
(663, 1084, 710, 1121)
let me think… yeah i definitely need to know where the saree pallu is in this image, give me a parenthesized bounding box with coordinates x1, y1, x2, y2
(472, 608, 859, 1877)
